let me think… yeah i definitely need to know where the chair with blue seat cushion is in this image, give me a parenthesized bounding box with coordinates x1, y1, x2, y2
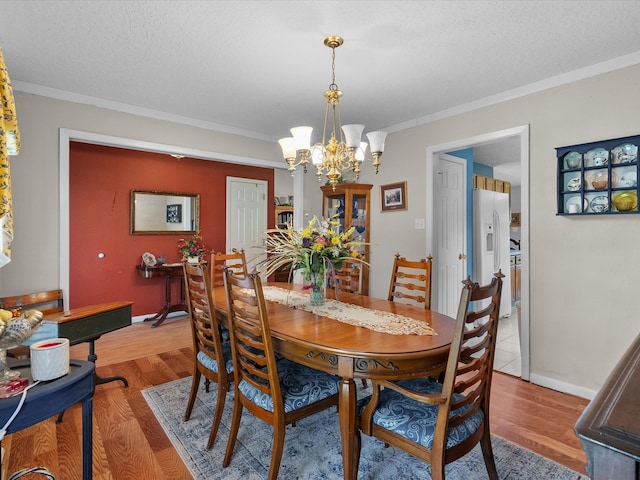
(357, 271, 504, 480)
(222, 269, 340, 480)
(182, 260, 233, 450)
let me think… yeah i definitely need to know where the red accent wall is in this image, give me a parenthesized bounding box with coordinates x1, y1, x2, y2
(69, 142, 274, 316)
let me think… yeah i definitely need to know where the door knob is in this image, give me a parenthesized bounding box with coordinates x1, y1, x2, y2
(458, 254, 467, 260)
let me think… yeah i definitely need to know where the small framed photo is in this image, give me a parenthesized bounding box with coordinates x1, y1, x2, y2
(511, 212, 521, 226)
(380, 182, 408, 212)
(166, 204, 182, 223)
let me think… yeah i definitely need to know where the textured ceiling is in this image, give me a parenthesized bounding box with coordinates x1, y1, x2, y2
(2, 0, 640, 178)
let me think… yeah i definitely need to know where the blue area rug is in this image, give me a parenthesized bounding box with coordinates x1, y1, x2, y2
(142, 376, 587, 479)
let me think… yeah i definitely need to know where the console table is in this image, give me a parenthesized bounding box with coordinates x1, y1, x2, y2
(575, 332, 640, 479)
(135, 263, 186, 328)
(1, 359, 94, 479)
(44, 301, 133, 388)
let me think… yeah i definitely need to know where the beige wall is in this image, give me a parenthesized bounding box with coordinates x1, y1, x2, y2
(359, 64, 640, 397)
(4, 64, 640, 398)
(1, 92, 281, 296)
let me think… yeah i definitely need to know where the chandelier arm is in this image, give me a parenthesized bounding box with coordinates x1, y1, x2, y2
(322, 101, 331, 156)
(334, 102, 343, 145)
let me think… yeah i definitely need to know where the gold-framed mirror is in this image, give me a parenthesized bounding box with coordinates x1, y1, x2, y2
(130, 190, 200, 235)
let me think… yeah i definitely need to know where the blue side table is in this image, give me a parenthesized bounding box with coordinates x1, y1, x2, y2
(0, 359, 94, 479)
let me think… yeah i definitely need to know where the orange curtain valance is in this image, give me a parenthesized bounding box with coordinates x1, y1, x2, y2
(0, 46, 21, 268)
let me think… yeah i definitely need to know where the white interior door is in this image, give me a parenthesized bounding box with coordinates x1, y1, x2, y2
(433, 154, 467, 318)
(226, 177, 267, 271)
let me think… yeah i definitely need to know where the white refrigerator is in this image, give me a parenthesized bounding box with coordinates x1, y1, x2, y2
(473, 189, 512, 317)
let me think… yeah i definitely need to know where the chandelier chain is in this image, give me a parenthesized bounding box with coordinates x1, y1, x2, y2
(330, 46, 337, 90)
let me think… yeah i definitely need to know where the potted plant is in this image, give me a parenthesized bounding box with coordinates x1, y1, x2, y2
(178, 234, 206, 263)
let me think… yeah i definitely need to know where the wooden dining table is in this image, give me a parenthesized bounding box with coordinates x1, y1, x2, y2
(211, 282, 455, 480)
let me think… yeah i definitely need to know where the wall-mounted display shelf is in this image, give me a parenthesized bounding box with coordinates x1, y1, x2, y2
(557, 135, 639, 216)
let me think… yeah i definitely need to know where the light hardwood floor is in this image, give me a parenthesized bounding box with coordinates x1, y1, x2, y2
(3, 315, 589, 479)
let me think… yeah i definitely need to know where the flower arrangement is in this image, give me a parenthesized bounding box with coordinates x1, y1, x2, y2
(178, 234, 207, 259)
(260, 216, 367, 280)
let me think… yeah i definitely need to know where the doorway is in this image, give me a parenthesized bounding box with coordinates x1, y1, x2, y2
(426, 125, 530, 380)
(226, 177, 268, 268)
(58, 128, 285, 310)
(432, 153, 467, 318)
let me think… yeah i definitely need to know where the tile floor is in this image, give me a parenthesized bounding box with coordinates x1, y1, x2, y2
(494, 305, 522, 376)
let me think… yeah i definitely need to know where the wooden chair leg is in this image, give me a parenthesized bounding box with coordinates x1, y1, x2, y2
(268, 420, 286, 480)
(223, 400, 243, 468)
(430, 455, 445, 480)
(184, 370, 201, 421)
(206, 381, 228, 450)
(480, 433, 499, 480)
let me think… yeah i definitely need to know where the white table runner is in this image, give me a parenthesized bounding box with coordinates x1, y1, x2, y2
(258, 286, 436, 336)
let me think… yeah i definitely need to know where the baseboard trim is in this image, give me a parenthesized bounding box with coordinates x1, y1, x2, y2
(529, 373, 597, 400)
(132, 311, 187, 324)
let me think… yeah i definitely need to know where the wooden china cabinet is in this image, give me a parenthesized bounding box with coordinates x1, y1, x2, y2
(321, 183, 372, 295)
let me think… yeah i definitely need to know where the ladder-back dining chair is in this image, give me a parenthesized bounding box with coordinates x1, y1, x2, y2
(210, 249, 248, 288)
(388, 252, 433, 309)
(329, 259, 364, 295)
(357, 271, 504, 480)
(222, 269, 340, 480)
(182, 261, 234, 450)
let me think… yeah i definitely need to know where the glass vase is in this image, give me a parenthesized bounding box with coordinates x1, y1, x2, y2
(304, 266, 326, 306)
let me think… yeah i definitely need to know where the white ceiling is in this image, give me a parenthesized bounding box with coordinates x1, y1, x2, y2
(2, 1, 640, 182)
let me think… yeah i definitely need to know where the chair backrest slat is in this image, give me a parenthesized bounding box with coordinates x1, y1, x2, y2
(211, 249, 248, 288)
(182, 261, 227, 369)
(223, 270, 282, 404)
(330, 259, 364, 295)
(387, 253, 433, 309)
(435, 272, 504, 445)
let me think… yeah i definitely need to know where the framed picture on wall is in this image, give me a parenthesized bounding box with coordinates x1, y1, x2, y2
(380, 182, 408, 212)
(166, 204, 182, 223)
(511, 212, 521, 226)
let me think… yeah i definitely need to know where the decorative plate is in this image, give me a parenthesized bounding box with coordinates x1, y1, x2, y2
(619, 171, 637, 188)
(589, 195, 609, 213)
(565, 196, 587, 214)
(612, 143, 638, 164)
(142, 252, 157, 267)
(566, 177, 581, 191)
(588, 170, 616, 190)
(564, 151, 582, 169)
(612, 191, 638, 212)
(586, 147, 609, 167)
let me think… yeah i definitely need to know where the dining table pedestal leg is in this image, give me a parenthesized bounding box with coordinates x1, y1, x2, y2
(339, 376, 357, 480)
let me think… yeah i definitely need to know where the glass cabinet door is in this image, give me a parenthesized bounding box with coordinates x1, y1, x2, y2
(321, 183, 372, 294)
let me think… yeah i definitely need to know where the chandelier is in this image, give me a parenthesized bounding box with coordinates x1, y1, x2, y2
(278, 35, 387, 190)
